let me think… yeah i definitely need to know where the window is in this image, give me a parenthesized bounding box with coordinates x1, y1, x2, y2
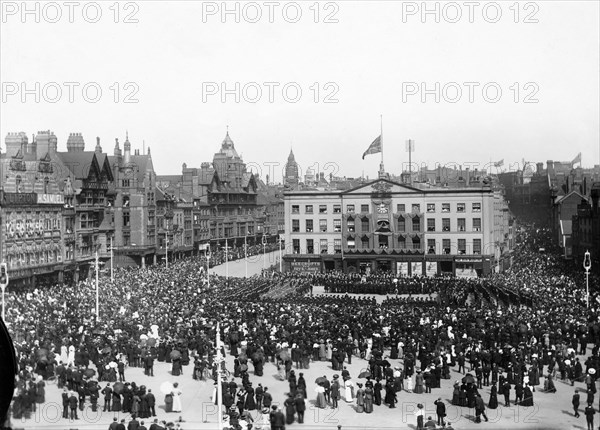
(292, 205, 299, 214)
(16, 175, 22, 192)
(397, 217, 405, 232)
(122, 179, 130, 187)
(473, 239, 482, 255)
(442, 203, 450, 213)
(347, 204, 355, 213)
(333, 205, 341, 213)
(320, 239, 328, 253)
(361, 204, 369, 213)
(319, 205, 327, 214)
(427, 219, 436, 232)
(347, 238, 355, 249)
(442, 239, 451, 254)
(412, 204, 420, 213)
(334, 219, 341, 232)
(412, 217, 421, 232)
(398, 236, 406, 249)
(306, 239, 314, 254)
(427, 203, 436, 213)
(44, 177, 49, 194)
(362, 237, 370, 248)
(412, 237, 421, 251)
(292, 219, 300, 232)
(361, 218, 370, 232)
(458, 239, 466, 254)
(347, 218, 355, 233)
(458, 218, 466, 231)
(473, 218, 481, 231)
(305, 219, 313, 233)
(334, 239, 341, 253)
(427, 239, 436, 254)
(320, 219, 327, 232)
(397, 204, 405, 213)
(457, 203, 465, 213)
(442, 218, 450, 232)
(472, 202, 481, 212)
(293, 239, 300, 254)
(305, 205, 313, 214)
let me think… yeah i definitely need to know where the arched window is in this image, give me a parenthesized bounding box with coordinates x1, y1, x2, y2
(15, 175, 22, 192)
(44, 177, 50, 194)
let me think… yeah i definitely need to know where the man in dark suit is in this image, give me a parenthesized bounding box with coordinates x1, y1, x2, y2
(571, 389, 581, 417)
(434, 398, 446, 426)
(118, 361, 126, 382)
(331, 376, 340, 408)
(148, 419, 160, 430)
(322, 376, 331, 403)
(255, 383, 264, 410)
(294, 394, 306, 423)
(145, 356, 154, 377)
(128, 415, 140, 430)
(61, 388, 69, 418)
(138, 421, 147, 430)
(262, 387, 272, 409)
(503, 381, 511, 406)
(68, 391, 78, 420)
(146, 389, 156, 416)
(116, 418, 126, 430)
(271, 405, 285, 430)
(515, 382, 524, 405)
(584, 403, 595, 430)
(228, 378, 237, 399)
(102, 383, 112, 412)
(109, 417, 119, 430)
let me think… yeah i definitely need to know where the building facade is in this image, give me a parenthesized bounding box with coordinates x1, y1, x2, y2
(283, 178, 511, 277)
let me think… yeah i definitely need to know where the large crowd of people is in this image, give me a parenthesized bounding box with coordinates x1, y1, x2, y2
(2, 223, 599, 430)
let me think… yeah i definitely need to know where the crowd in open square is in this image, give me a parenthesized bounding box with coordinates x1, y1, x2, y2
(0, 223, 599, 430)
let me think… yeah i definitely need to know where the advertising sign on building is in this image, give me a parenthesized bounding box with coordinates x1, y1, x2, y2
(290, 261, 321, 273)
(1, 192, 36, 206)
(411, 261, 423, 276)
(37, 194, 64, 205)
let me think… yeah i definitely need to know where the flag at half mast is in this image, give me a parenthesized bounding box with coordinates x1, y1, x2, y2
(362, 135, 382, 159)
(571, 152, 581, 166)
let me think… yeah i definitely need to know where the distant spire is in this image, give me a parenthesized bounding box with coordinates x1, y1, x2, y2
(126, 130, 129, 142)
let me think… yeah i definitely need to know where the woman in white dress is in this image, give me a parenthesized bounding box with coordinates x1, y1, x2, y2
(406, 374, 414, 393)
(171, 382, 182, 413)
(365, 339, 373, 361)
(345, 378, 355, 402)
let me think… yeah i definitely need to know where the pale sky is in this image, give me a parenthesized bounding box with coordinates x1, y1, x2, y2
(1, 0, 599, 182)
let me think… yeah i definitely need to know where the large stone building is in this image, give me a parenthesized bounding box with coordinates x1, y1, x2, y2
(108, 133, 157, 268)
(283, 177, 512, 276)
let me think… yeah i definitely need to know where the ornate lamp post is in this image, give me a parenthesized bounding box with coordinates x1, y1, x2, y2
(584, 250, 592, 309)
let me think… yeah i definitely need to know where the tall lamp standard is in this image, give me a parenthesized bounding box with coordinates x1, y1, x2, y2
(95, 249, 100, 322)
(584, 250, 592, 309)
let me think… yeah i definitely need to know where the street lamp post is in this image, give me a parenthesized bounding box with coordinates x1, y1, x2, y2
(279, 235, 282, 272)
(165, 233, 169, 269)
(0, 262, 8, 321)
(263, 235, 266, 270)
(110, 236, 114, 282)
(584, 250, 592, 309)
(244, 235, 248, 278)
(95, 251, 100, 322)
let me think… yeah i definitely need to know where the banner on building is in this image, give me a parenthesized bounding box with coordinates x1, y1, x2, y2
(290, 261, 321, 273)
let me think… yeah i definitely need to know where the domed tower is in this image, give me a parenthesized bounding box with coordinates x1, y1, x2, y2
(284, 149, 299, 190)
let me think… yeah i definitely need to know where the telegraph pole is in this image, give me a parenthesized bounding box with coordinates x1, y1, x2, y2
(95, 251, 100, 322)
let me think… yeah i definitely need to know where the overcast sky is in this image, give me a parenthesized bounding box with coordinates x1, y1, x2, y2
(1, 0, 598, 182)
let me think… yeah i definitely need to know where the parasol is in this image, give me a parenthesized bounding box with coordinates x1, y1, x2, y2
(109, 361, 118, 369)
(160, 381, 174, 395)
(113, 382, 125, 394)
(279, 350, 291, 361)
(170, 350, 182, 360)
(462, 374, 475, 384)
(358, 369, 371, 379)
(240, 364, 248, 372)
(589, 369, 596, 375)
(315, 376, 328, 385)
(83, 369, 96, 378)
(147, 338, 157, 347)
(101, 346, 112, 354)
(36, 348, 48, 359)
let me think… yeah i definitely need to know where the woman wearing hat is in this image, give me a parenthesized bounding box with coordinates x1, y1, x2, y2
(355, 383, 365, 413)
(414, 369, 424, 394)
(255, 407, 271, 430)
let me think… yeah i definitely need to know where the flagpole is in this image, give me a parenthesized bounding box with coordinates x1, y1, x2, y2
(225, 239, 228, 279)
(244, 235, 248, 278)
(409, 140, 412, 185)
(216, 321, 223, 429)
(380, 114, 384, 165)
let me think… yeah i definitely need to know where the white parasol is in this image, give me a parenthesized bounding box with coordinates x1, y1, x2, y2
(160, 381, 174, 395)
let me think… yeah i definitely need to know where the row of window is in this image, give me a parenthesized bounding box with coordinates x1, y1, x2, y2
(291, 202, 482, 214)
(291, 217, 481, 233)
(290, 238, 482, 254)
